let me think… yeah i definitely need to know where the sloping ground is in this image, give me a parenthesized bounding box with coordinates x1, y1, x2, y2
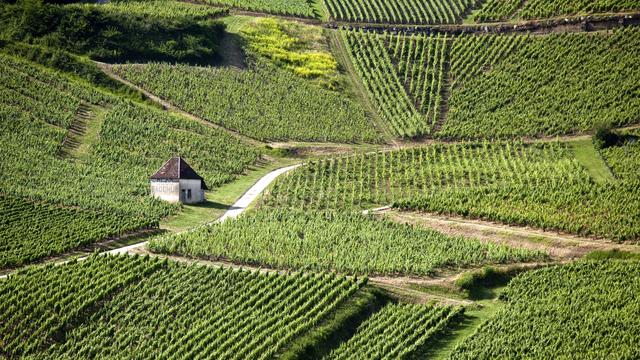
(1, 255, 364, 359)
(97, 62, 263, 146)
(448, 260, 640, 358)
(570, 139, 616, 184)
(384, 210, 640, 260)
(57, 104, 107, 161)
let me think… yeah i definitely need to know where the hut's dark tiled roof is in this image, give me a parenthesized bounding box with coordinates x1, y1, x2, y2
(150, 157, 208, 190)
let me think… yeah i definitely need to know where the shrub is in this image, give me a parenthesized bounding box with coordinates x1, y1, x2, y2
(593, 123, 620, 149)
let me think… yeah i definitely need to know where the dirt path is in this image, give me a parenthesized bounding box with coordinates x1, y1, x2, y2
(96, 62, 264, 147)
(57, 103, 91, 158)
(326, 11, 640, 35)
(432, 39, 452, 135)
(181, 0, 640, 35)
(383, 210, 639, 260)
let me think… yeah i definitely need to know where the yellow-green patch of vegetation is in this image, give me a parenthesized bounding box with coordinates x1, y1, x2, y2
(241, 18, 339, 88)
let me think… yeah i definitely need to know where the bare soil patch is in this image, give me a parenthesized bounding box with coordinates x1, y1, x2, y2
(383, 210, 639, 260)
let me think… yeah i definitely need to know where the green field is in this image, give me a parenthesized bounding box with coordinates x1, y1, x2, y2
(111, 61, 380, 143)
(266, 141, 640, 240)
(442, 28, 640, 139)
(325, 0, 478, 24)
(475, 0, 640, 21)
(341, 30, 448, 137)
(2, 1, 640, 359)
(326, 303, 463, 359)
(0, 195, 152, 269)
(341, 27, 640, 139)
(0, 53, 260, 267)
(450, 260, 640, 358)
(149, 210, 545, 275)
(1, 255, 364, 358)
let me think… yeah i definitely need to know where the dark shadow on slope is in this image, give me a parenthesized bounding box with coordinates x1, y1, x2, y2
(214, 31, 248, 69)
(279, 286, 392, 359)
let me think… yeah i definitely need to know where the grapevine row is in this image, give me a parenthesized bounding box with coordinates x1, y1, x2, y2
(327, 303, 463, 359)
(149, 209, 544, 276)
(442, 27, 640, 139)
(325, 0, 479, 24)
(0, 255, 365, 359)
(0, 195, 154, 269)
(0, 53, 261, 266)
(450, 260, 640, 358)
(111, 61, 381, 143)
(265, 141, 640, 240)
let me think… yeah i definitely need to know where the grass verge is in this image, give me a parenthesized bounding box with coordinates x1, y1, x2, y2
(570, 138, 615, 184)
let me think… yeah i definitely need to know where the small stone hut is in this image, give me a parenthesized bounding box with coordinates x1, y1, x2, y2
(150, 157, 207, 204)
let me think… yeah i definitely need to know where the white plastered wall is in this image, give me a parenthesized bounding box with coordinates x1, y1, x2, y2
(150, 180, 180, 203)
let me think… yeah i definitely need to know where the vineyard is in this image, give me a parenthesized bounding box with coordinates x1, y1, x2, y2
(341, 27, 640, 139)
(0, 255, 162, 357)
(517, 0, 640, 19)
(266, 141, 640, 240)
(470, 0, 524, 22)
(201, 0, 317, 17)
(0, 195, 153, 269)
(449, 260, 640, 358)
(341, 29, 448, 137)
(2, 2, 640, 359)
(326, 303, 463, 359)
(0, 53, 261, 264)
(441, 27, 640, 139)
(599, 130, 640, 182)
(324, 0, 479, 24)
(0, 254, 365, 359)
(149, 209, 544, 275)
(267, 141, 586, 209)
(111, 61, 381, 143)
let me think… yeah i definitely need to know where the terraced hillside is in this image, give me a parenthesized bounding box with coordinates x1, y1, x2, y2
(2, 1, 640, 360)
